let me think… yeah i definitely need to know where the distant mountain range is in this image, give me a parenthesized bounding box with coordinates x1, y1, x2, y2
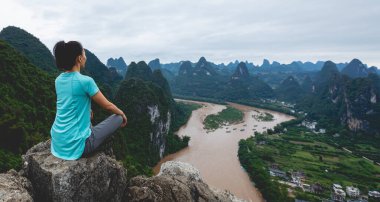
(106, 57, 127, 78)
(109, 57, 377, 77)
(171, 57, 275, 100)
(125, 55, 378, 93)
(135, 55, 379, 134)
(103, 57, 377, 90)
(341, 58, 378, 78)
(298, 61, 380, 133)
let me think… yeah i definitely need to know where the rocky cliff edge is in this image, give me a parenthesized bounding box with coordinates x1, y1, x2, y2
(0, 140, 244, 202)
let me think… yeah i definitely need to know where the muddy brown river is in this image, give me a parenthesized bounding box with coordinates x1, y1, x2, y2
(153, 99, 295, 202)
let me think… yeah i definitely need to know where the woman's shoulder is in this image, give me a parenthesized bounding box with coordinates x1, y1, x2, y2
(74, 73, 98, 89)
(75, 72, 95, 82)
(55, 72, 65, 82)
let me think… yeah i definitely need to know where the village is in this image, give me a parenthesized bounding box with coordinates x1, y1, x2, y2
(251, 106, 380, 202)
(269, 163, 380, 202)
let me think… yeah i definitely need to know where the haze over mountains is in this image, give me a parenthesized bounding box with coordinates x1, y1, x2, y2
(107, 56, 378, 78)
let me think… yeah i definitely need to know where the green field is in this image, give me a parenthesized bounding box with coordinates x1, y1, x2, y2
(334, 135, 380, 163)
(239, 126, 380, 201)
(203, 106, 243, 131)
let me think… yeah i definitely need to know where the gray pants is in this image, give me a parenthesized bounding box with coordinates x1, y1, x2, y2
(81, 114, 123, 157)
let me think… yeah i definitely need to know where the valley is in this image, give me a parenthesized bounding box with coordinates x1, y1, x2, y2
(154, 99, 295, 201)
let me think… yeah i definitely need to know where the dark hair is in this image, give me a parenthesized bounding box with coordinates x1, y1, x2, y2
(53, 41, 83, 70)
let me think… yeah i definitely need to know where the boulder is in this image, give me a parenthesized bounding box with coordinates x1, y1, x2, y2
(21, 139, 128, 202)
(6, 140, 244, 202)
(158, 161, 203, 182)
(127, 161, 245, 202)
(0, 169, 34, 202)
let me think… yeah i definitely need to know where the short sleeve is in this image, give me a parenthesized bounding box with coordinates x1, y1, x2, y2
(86, 78, 99, 97)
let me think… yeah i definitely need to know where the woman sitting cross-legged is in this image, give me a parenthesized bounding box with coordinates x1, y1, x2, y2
(50, 40, 127, 160)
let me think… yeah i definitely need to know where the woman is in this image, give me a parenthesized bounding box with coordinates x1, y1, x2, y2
(50, 41, 127, 160)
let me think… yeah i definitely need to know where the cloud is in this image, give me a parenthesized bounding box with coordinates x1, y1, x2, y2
(1, 0, 380, 67)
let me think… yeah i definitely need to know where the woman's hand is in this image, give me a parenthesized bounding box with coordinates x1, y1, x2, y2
(91, 90, 127, 127)
(121, 113, 127, 127)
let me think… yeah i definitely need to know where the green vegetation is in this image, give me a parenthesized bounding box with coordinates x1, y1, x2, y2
(173, 94, 227, 105)
(239, 138, 291, 202)
(165, 101, 201, 155)
(0, 149, 22, 172)
(274, 76, 304, 103)
(0, 40, 56, 172)
(203, 106, 243, 131)
(110, 62, 203, 178)
(296, 63, 380, 136)
(0, 26, 57, 73)
(236, 99, 295, 116)
(172, 59, 274, 101)
(82, 49, 122, 88)
(170, 101, 202, 133)
(112, 98, 199, 178)
(239, 124, 380, 201)
(329, 132, 380, 163)
(111, 75, 171, 177)
(218, 76, 275, 100)
(254, 112, 274, 121)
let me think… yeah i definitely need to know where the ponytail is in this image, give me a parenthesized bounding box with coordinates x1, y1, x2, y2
(53, 40, 83, 71)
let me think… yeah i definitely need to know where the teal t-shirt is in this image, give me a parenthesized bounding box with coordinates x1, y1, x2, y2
(50, 71, 99, 160)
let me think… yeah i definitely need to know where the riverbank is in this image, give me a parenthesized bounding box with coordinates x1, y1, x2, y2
(154, 99, 295, 201)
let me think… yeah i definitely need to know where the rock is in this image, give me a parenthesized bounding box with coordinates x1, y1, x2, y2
(14, 141, 244, 202)
(21, 139, 128, 202)
(158, 161, 202, 182)
(127, 161, 246, 202)
(0, 169, 34, 202)
(231, 62, 250, 80)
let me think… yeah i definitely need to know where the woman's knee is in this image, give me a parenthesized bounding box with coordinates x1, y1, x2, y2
(113, 114, 123, 126)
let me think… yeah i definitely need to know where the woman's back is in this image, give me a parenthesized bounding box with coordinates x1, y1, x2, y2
(51, 40, 126, 160)
(50, 71, 99, 160)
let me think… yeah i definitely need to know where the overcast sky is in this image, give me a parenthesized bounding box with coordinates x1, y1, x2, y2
(1, 0, 380, 67)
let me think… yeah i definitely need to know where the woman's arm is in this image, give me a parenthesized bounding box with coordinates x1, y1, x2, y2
(91, 91, 127, 127)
